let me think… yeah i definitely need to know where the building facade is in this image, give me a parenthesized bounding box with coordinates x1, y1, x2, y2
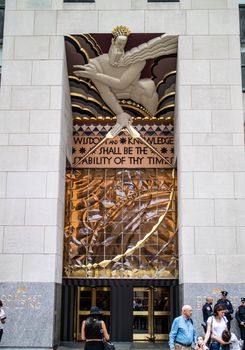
(0, 0, 245, 348)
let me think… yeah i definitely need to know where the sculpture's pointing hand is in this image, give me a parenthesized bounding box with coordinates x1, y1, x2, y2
(73, 64, 96, 79)
(106, 112, 134, 138)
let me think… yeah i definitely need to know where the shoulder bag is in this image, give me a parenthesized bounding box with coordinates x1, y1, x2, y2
(99, 320, 116, 350)
(103, 340, 116, 350)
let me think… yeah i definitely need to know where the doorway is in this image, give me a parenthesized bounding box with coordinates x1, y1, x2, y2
(75, 287, 111, 341)
(61, 279, 179, 342)
(133, 287, 170, 341)
(74, 286, 170, 341)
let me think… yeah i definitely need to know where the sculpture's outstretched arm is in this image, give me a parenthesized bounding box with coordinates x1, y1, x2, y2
(73, 65, 135, 137)
(74, 61, 145, 91)
(93, 80, 124, 115)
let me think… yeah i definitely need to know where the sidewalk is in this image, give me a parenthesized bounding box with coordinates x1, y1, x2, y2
(59, 342, 169, 350)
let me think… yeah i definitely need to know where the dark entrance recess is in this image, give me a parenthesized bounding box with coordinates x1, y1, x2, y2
(61, 279, 179, 342)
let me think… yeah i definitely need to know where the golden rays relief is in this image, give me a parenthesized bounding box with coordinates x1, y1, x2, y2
(64, 169, 178, 278)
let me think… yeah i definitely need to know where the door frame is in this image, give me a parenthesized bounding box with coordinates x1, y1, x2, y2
(133, 287, 170, 341)
(75, 287, 111, 341)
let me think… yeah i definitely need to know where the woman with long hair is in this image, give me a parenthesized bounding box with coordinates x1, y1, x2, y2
(204, 304, 230, 350)
(81, 306, 109, 350)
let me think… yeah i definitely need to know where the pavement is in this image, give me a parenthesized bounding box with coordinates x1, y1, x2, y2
(59, 342, 169, 350)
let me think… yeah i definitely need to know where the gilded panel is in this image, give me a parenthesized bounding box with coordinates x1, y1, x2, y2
(63, 169, 178, 279)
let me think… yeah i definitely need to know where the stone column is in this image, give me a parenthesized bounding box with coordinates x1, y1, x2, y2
(176, 0, 245, 334)
(0, 0, 72, 347)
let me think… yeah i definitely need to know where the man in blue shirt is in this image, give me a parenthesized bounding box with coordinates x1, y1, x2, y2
(169, 305, 197, 350)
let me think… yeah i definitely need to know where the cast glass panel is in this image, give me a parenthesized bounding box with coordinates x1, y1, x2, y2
(64, 168, 178, 278)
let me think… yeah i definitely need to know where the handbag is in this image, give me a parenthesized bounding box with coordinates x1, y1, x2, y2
(103, 340, 115, 350)
(98, 321, 115, 350)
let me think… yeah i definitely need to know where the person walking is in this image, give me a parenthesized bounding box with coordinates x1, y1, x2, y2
(235, 297, 245, 350)
(216, 291, 234, 331)
(202, 297, 213, 332)
(169, 305, 197, 350)
(203, 304, 230, 350)
(0, 300, 6, 342)
(81, 306, 109, 350)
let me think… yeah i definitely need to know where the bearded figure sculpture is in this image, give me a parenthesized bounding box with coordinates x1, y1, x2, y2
(74, 26, 178, 139)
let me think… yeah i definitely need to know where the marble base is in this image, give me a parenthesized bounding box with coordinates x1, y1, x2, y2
(1, 282, 244, 347)
(180, 283, 245, 337)
(0, 282, 61, 348)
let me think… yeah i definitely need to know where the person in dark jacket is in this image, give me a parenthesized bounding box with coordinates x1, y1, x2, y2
(0, 300, 6, 343)
(81, 306, 109, 350)
(216, 291, 234, 331)
(235, 297, 245, 350)
(202, 297, 213, 332)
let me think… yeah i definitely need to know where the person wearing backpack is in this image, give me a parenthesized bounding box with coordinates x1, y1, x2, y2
(203, 304, 230, 350)
(81, 306, 109, 350)
(169, 305, 197, 350)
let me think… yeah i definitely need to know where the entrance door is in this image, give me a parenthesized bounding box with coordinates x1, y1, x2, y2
(133, 287, 170, 341)
(75, 287, 111, 341)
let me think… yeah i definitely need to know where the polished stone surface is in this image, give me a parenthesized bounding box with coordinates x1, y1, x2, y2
(0, 282, 61, 348)
(181, 283, 245, 336)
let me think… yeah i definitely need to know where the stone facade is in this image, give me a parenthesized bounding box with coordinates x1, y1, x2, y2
(0, 0, 244, 347)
